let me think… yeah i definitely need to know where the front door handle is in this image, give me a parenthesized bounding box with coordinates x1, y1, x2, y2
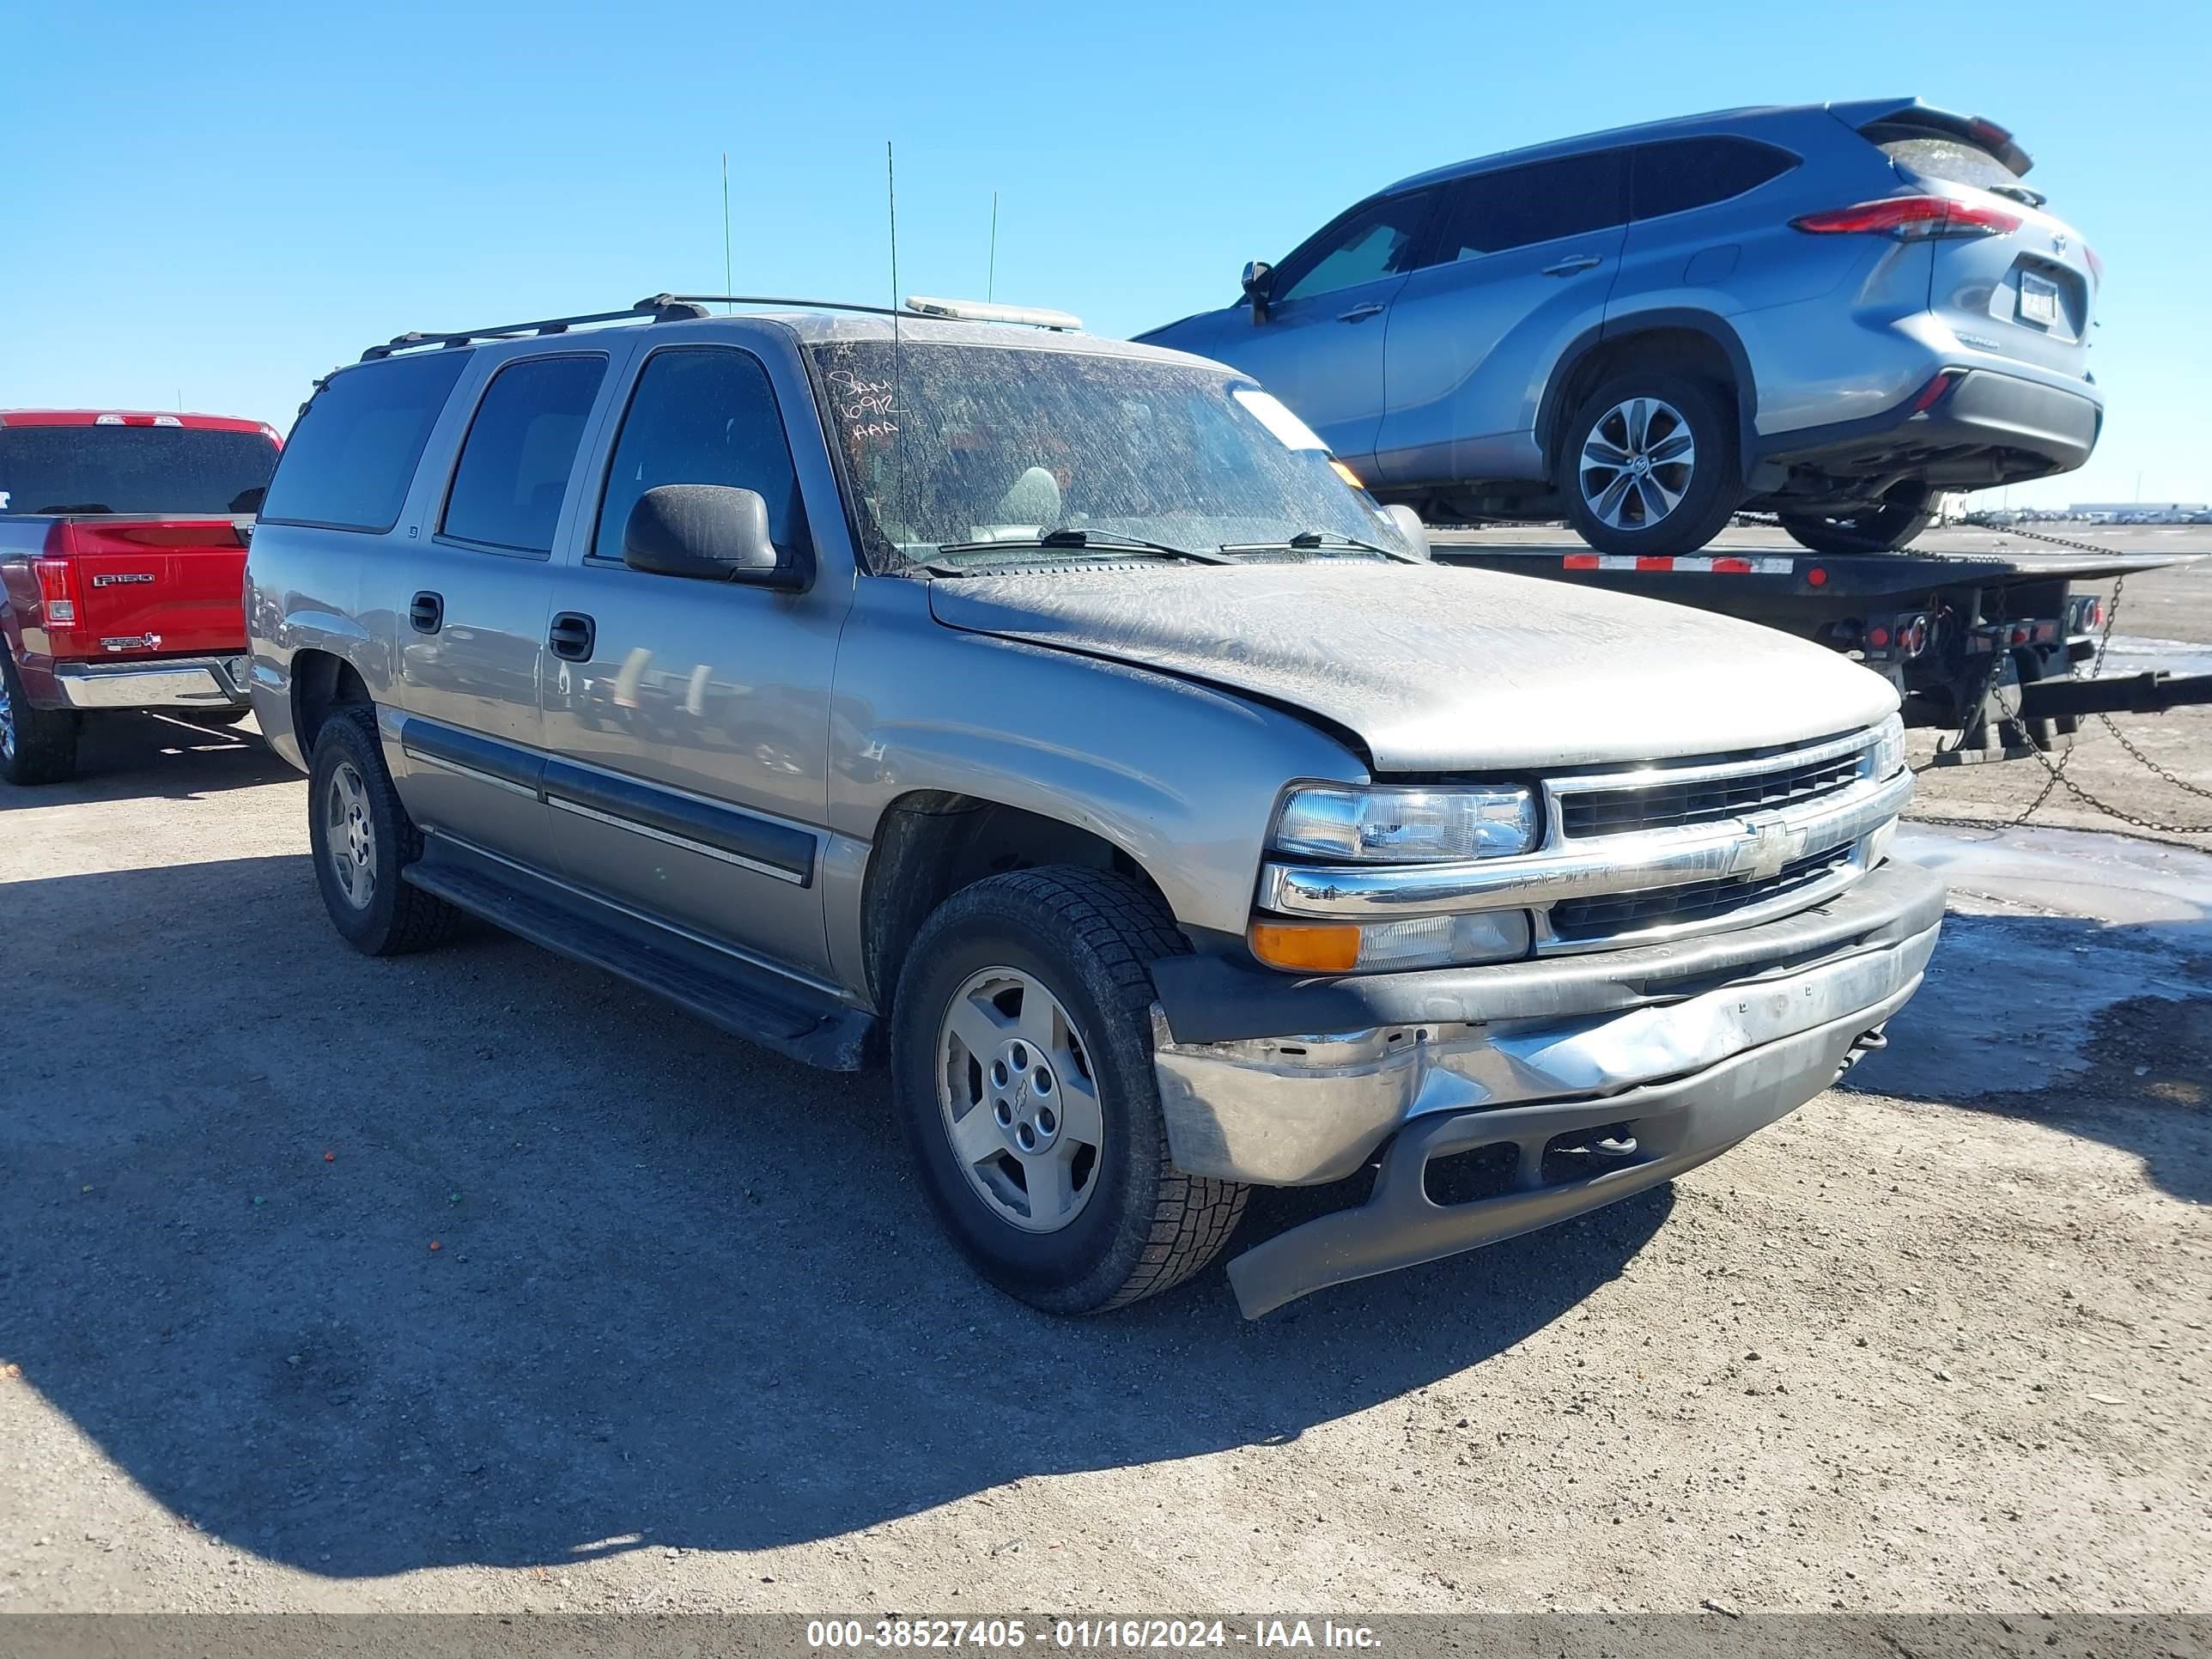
(409, 591, 443, 634)
(1541, 254, 1603, 277)
(1336, 301, 1386, 323)
(549, 611, 595, 662)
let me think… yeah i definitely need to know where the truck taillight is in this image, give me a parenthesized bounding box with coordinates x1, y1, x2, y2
(2084, 246, 2105, 288)
(33, 557, 78, 627)
(1791, 195, 2021, 240)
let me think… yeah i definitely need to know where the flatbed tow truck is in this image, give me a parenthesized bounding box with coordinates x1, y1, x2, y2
(1426, 528, 2210, 763)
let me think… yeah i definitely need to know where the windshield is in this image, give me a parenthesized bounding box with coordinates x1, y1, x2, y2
(805, 341, 1412, 574)
(0, 425, 279, 516)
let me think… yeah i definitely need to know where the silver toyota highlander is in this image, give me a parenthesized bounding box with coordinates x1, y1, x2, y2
(245, 294, 1942, 1317)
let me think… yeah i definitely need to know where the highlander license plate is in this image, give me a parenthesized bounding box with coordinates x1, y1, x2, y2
(2020, 271, 2060, 326)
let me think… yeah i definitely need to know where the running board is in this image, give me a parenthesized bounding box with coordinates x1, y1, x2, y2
(406, 836, 878, 1072)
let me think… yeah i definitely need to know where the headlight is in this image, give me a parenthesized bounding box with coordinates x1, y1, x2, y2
(1249, 910, 1532, 974)
(1869, 713, 1906, 781)
(1273, 783, 1539, 863)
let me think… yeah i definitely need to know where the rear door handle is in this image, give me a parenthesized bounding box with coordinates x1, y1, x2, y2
(409, 591, 443, 634)
(549, 611, 595, 662)
(1336, 302, 1386, 323)
(1541, 254, 1603, 277)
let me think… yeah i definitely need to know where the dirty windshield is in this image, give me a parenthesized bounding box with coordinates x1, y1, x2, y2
(806, 341, 1411, 574)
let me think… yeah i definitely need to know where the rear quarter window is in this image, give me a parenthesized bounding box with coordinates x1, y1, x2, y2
(259, 352, 471, 532)
(1631, 137, 1799, 219)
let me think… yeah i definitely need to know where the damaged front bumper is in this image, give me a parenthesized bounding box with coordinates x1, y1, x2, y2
(1150, 858, 1943, 1316)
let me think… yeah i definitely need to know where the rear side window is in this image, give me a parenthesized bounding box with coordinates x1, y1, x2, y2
(1631, 137, 1799, 219)
(1877, 136, 2025, 191)
(0, 425, 277, 517)
(260, 353, 469, 532)
(1428, 152, 1627, 258)
(592, 347, 811, 564)
(1275, 193, 1437, 302)
(441, 355, 607, 554)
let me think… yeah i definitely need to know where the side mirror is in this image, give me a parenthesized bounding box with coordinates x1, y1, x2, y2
(1241, 259, 1275, 323)
(622, 484, 801, 589)
(1383, 503, 1431, 561)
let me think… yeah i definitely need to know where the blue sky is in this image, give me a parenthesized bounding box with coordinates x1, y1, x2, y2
(6, 0, 2205, 507)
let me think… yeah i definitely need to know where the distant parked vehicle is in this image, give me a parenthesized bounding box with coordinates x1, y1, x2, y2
(0, 410, 280, 784)
(1140, 99, 2104, 558)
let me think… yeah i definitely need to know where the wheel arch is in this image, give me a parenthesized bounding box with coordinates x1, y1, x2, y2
(858, 791, 1177, 1016)
(1538, 311, 1757, 481)
(289, 647, 374, 758)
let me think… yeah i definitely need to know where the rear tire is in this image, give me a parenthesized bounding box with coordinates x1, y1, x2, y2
(1778, 499, 1935, 555)
(1558, 370, 1741, 556)
(0, 649, 81, 787)
(891, 866, 1248, 1315)
(307, 704, 459, 957)
(176, 706, 253, 729)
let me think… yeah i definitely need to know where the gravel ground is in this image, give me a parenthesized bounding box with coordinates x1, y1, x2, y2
(3, 570, 2209, 1616)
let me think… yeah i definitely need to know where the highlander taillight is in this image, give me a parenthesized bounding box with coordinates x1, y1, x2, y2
(33, 557, 77, 628)
(1791, 195, 2021, 240)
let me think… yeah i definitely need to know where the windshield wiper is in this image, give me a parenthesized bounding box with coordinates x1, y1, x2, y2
(926, 527, 1235, 571)
(1218, 530, 1418, 562)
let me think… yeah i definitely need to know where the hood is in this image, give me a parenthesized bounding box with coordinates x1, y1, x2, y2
(927, 562, 1897, 773)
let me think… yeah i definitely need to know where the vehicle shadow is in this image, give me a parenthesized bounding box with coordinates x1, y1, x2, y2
(1843, 908, 2212, 1204)
(1, 853, 1671, 1579)
(0, 712, 294, 808)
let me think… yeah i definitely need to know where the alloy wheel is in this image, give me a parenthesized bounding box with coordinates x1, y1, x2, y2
(1579, 397, 1696, 531)
(936, 965, 1104, 1233)
(0, 672, 15, 763)
(324, 761, 377, 910)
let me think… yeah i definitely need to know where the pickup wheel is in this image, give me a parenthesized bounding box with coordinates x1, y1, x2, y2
(0, 648, 80, 787)
(307, 705, 459, 957)
(1558, 371, 1742, 557)
(176, 706, 253, 729)
(892, 867, 1248, 1315)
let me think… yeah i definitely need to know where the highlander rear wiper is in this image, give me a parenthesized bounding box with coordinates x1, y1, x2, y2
(1988, 182, 2048, 209)
(927, 527, 1234, 569)
(1218, 530, 1418, 562)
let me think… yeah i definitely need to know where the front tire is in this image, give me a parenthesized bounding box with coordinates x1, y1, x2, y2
(0, 649, 80, 787)
(307, 705, 459, 956)
(1558, 371, 1741, 556)
(891, 867, 1248, 1315)
(1777, 499, 1936, 555)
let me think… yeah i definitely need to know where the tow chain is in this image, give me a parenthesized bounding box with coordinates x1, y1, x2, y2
(1728, 514, 2212, 836)
(1927, 544, 2212, 836)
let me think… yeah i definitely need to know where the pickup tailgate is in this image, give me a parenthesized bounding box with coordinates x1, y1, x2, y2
(49, 517, 251, 657)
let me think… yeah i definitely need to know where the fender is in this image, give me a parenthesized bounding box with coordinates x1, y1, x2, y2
(1535, 309, 1760, 483)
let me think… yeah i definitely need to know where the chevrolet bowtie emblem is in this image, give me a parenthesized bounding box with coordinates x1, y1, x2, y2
(1736, 811, 1802, 882)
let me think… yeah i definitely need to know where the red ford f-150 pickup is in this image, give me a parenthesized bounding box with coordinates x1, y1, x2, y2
(0, 410, 281, 784)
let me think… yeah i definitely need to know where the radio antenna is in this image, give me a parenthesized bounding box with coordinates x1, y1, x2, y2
(720, 153, 734, 314)
(887, 141, 906, 527)
(988, 190, 999, 302)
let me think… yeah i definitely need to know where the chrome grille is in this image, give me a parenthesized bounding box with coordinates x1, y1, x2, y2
(1547, 845, 1855, 945)
(1555, 744, 1867, 839)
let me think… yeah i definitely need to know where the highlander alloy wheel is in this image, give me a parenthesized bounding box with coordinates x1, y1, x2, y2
(0, 670, 15, 763)
(936, 963, 1104, 1233)
(1578, 397, 1696, 531)
(324, 760, 379, 911)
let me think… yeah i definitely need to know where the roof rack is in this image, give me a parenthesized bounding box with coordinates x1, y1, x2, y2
(359, 293, 910, 362)
(358, 291, 1079, 362)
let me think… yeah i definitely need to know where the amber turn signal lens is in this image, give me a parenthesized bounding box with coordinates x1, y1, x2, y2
(1249, 921, 1362, 974)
